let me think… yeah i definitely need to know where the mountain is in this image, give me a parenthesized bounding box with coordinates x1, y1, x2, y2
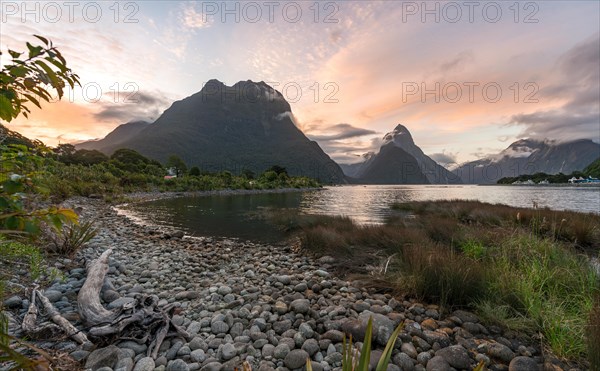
(96, 80, 346, 183)
(76, 121, 151, 151)
(456, 139, 600, 184)
(583, 157, 600, 178)
(344, 125, 462, 184)
(339, 152, 375, 178)
(0, 123, 36, 148)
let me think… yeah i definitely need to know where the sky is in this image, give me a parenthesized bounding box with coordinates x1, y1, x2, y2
(1, 0, 599, 165)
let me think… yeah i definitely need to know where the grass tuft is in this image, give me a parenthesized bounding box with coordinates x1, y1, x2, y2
(280, 200, 600, 363)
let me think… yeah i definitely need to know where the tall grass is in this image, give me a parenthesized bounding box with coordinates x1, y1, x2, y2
(589, 296, 600, 370)
(283, 200, 600, 363)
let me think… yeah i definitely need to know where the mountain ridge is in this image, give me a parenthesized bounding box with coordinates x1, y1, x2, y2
(343, 124, 462, 184)
(90, 80, 346, 183)
(455, 138, 600, 184)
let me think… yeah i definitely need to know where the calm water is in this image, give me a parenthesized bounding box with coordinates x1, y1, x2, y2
(122, 185, 600, 242)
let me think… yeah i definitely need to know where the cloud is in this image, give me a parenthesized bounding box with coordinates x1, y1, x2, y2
(429, 152, 458, 165)
(509, 34, 600, 142)
(181, 2, 212, 29)
(93, 90, 171, 123)
(308, 123, 377, 141)
(439, 51, 474, 73)
(316, 136, 383, 164)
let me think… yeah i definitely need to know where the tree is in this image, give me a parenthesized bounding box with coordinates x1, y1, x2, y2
(268, 165, 288, 176)
(0, 35, 80, 122)
(166, 155, 187, 177)
(241, 168, 255, 179)
(71, 149, 108, 165)
(54, 143, 76, 163)
(189, 166, 201, 176)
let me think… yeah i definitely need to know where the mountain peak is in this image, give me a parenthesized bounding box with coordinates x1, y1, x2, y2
(383, 124, 415, 147)
(198, 79, 285, 105)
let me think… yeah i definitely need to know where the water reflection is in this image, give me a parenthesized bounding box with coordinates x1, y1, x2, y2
(123, 185, 600, 243)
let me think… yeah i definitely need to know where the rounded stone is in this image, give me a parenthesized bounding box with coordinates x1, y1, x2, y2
(166, 359, 190, 371)
(133, 357, 155, 371)
(273, 343, 291, 359)
(290, 299, 310, 314)
(426, 356, 451, 371)
(509, 356, 540, 371)
(284, 349, 310, 370)
(435, 345, 471, 369)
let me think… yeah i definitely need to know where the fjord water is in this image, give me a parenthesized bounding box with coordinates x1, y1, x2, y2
(122, 185, 600, 243)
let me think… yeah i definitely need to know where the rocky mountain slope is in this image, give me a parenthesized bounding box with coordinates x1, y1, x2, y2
(343, 125, 461, 184)
(76, 121, 151, 152)
(455, 139, 600, 184)
(92, 80, 345, 183)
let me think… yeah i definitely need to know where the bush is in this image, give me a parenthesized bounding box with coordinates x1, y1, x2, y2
(46, 220, 97, 256)
(400, 244, 487, 307)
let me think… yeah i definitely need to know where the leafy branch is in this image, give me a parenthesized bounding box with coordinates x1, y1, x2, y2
(0, 35, 80, 122)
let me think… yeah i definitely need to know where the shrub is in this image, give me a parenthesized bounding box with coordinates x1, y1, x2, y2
(400, 244, 487, 307)
(46, 220, 97, 256)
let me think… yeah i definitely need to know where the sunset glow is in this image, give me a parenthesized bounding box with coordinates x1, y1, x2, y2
(2, 1, 599, 164)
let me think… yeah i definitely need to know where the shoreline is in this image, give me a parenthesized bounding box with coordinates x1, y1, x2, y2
(114, 187, 325, 205)
(2, 196, 578, 371)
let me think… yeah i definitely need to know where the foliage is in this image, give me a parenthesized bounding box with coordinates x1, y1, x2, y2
(46, 220, 97, 256)
(241, 168, 255, 179)
(0, 35, 80, 122)
(0, 124, 35, 148)
(0, 237, 46, 280)
(1, 144, 78, 234)
(497, 157, 600, 184)
(267, 165, 288, 176)
(189, 166, 201, 176)
(340, 317, 404, 371)
(583, 157, 600, 178)
(588, 295, 600, 370)
(166, 154, 187, 177)
(0, 332, 49, 371)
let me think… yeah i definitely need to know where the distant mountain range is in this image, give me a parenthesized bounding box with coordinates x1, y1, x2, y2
(77, 120, 150, 152)
(340, 125, 462, 184)
(73, 79, 598, 185)
(454, 139, 600, 184)
(76, 80, 345, 183)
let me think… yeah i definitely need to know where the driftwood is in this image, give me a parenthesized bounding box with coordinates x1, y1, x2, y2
(22, 287, 89, 344)
(77, 249, 119, 326)
(76, 248, 190, 358)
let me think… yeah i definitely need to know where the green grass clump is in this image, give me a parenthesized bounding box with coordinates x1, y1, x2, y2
(0, 238, 45, 281)
(285, 200, 600, 363)
(588, 296, 600, 369)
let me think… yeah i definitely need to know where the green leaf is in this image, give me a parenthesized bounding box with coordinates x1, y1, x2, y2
(44, 56, 67, 73)
(9, 66, 28, 78)
(50, 214, 63, 230)
(24, 221, 39, 234)
(375, 321, 405, 371)
(35, 60, 61, 96)
(5, 215, 21, 230)
(0, 197, 9, 209)
(2, 180, 23, 194)
(0, 95, 15, 121)
(357, 317, 373, 371)
(26, 42, 43, 59)
(8, 50, 22, 58)
(23, 94, 42, 109)
(33, 35, 49, 45)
